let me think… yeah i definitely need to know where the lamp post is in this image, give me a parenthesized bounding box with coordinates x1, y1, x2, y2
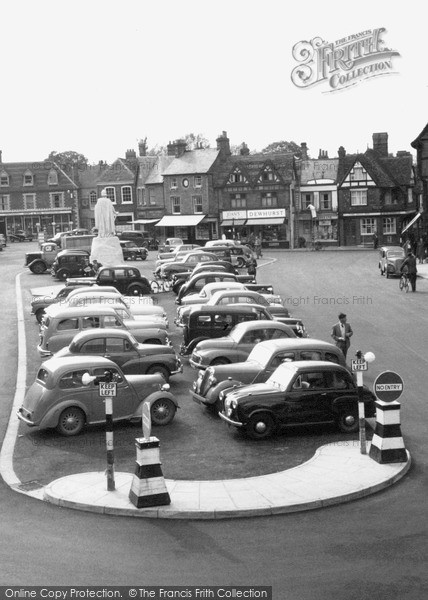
(351, 350, 376, 454)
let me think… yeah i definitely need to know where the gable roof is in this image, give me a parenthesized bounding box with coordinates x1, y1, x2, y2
(0, 160, 78, 190)
(97, 158, 136, 184)
(337, 150, 413, 188)
(162, 148, 219, 176)
(144, 155, 175, 185)
(213, 152, 296, 188)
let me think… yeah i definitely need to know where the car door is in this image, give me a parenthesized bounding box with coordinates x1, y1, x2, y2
(322, 370, 357, 412)
(92, 366, 136, 421)
(104, 336, 142, 374)
(285, 371, 332, 424)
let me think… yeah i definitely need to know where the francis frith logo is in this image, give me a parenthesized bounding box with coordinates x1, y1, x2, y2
(291, 28, 400, 93)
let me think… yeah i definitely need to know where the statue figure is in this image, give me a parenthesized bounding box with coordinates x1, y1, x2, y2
(94, 189, 117, 237)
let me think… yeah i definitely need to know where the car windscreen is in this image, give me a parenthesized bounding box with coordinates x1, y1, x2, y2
(246, 345, 273, 368)
(266, 366, 296, 391)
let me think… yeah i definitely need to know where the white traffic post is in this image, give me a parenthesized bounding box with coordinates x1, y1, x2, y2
(99, 374, 117, 491)
(351, 351, 375, 455)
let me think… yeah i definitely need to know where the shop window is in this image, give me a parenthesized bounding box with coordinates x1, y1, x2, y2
(361, 218, 376, 235)
(383, 217, 396, 235)
(351, 190, 367, 206)
(196, 223, 209, 240)
(171, 196, 181, 214)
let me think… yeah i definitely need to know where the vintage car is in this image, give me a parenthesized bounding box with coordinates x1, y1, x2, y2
(157, 244, 202, 262)
(38, 306, 170, 357)
(159, 251, 218, 279)
(379, 245, 406, 278)
(192, 338, 346, 410)
(116, 230, 150, 248)
(179, 281, 254, 306)
(67, 266, 152, 296)
(44, 290, 168, 329)
(218, 360, 376, 440)
(17, 355, 179, 436)
(172, 263, 256, 295)
(54, 329, 182, 381)
(189, 320, 296, 369)
(178, 304, 274, 355)
(157, 237, 184, 253)
(119, 240, 148, 261)
(50, 250, 92, 280)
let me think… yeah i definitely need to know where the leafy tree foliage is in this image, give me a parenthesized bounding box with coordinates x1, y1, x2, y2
(261, 141, 305, 157)
(46, 150, 89, 169)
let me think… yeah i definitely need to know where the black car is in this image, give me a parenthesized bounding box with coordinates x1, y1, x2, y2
(117, 231, 150, 248)
(172, 261, 255, 294)
(67, 265, 151, 296)
(51, 250, 91, 280)
(218, 360, 376, 440)
(120, 240, 148, 261)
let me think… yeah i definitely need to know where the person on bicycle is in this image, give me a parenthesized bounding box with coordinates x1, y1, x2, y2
(400, 251, 417, 292)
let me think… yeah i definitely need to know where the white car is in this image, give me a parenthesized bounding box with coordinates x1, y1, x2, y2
(179, 281, 247, 306)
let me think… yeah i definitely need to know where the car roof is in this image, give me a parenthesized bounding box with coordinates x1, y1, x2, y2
(276, 360, 349, 373)
(48, 306, 121, 318)
(188, 271, 237, 282)
(200, 282, 245, 294)
(69, 328, 136, 344)
(67, 286, 120, 298)
(43, 354, 118, 375)
(211, 289, 259, 298)
(253, 338, 340, 352)
(232, 320, 294, 332)
(380, 246, 405, 251)
(188, 304, 266, 315)
(57, 249, 90, 256)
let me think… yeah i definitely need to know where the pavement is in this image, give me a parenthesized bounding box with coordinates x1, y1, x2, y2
(0, 250, 416, 520)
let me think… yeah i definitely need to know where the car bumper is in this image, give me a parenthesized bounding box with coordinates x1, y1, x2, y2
(191, 390, 210, 405)
(170, 363, 183, 376)
(218, 412, 243, 427)
(188, 358, 207, 369)
(17, 409, 36, 427)
(37, 344, 52, 358)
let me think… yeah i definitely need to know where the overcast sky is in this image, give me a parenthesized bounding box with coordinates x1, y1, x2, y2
(2, 0, 426, 164)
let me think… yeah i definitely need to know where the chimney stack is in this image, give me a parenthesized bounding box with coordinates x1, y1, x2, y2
(167, 139, 187, 157)
(138, 138, 147, 157)
(125, 149, 137, 160)
(300, 142, 308, 160)
(373, 132, 388, 157)
(338, 146, 346, 159)
(240, 142, 250, 156)
(216, 131, 231, 157)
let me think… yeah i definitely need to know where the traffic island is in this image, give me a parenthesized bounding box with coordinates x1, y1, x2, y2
(42, 442, 411, 520)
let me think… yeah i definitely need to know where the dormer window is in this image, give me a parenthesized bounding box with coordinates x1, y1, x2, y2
(47, 169, 58, 185)
(0, 171, 9, 186)
(259, 165, 279, 183)
(23, 170, 34, 186)
(228, 168, 247, 184)
(350, 163, 367, 181)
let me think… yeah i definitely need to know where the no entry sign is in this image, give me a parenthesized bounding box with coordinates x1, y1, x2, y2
(373, 371, 404, 402)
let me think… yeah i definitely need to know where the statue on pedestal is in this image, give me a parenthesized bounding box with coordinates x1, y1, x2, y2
(90, 189, 123, 267)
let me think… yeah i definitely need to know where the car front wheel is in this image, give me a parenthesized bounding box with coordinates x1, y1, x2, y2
(245, 412, 275, 440)
(150, 398, 176, 425)
(237, 257, 246, 268)
(56, 268, 71, 280)
(35, 308, 45, 324)
(127, 284, 144, 296)
(146, 365, 170, 381)
(337, 410, 359, 433)
(56, 407, 85, 436)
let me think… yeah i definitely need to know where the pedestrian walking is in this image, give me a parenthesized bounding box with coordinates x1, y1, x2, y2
(331, 313, 353, 359)
(373, 232, 378, 250)
(247, 257, 257, 278)
(400, 250, 418, 292)
(254, 235, 262, 259)
(416, 238, 425, 264)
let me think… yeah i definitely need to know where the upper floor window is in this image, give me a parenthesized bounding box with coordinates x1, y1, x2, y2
(149, 189, 156, 205)
(0, 194, 10, 210)
(105, 187, 116, 204)
(171, 196, 181, 214)
(137, 188, 144, 206)
(0, 171, 9, 186)
(228, 168, 247, 184)
(230, 193, 246, 209)
(23, 170, 34, 186)
(170, 177, 177, 190)
(194, 175, 202, 188)
(351, 189, 367, 206)
(50, 192, 64, 208)
(193, 195, 203, 214)
(261, 192, 278, 208)
(320, 192, 332, 210)
(23, 193, 36, 209)
(302, 193, 313, 210)
(89, 191, 97, 209)
(350, 165, 367, 181)
(47, 169, 58, 185)
(259, 166, 279, 183)
(121, 186, 132, 203)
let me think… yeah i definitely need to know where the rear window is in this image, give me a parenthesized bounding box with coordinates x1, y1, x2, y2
(36, 368, 50, 385)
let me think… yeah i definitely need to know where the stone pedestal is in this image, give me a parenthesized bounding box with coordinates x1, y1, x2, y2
(129, 437, 170, 508)
(90, 235, 123, 267)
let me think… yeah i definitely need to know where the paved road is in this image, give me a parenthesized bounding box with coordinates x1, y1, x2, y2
(1, 244, 427, 597)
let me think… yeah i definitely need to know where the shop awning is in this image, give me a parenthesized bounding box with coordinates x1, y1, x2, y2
(155, 215, 205, 227)
(246, 218, 286, 225)
(402, 212, 422, 234)
(221, 219, 246, 227)
(128, 219, 160, 225)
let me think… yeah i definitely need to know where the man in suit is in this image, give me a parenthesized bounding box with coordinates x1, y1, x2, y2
(331, 313, 353, 358)
(400, 250, 418, 292)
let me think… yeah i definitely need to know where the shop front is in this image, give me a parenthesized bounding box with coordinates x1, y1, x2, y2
(0, 208, 73, 240)
(155, 214, 217, 245)
(220, 209, 288, 248)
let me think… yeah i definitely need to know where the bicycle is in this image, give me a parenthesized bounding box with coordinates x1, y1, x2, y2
(399, 272, 410, 293)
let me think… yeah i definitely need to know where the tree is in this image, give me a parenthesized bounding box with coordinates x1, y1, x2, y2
(182, 133, 210, 150)
(261, 141, 306, 157)
(46, 150, 89, 170)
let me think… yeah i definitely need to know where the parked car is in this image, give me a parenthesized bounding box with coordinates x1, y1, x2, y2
(17, 355, 178, 436)
(175, 272, 241, 304)
(116, 231, 150, 248)
(67, 266, 151, 296)
(178, 304, 274, 355)
(37, 306, 170, 357)
(157, 244, 201, 261)
(50, 250, 91, 280)
(218, 360, 376, 440)
(192, 338, 346, 410)
(189, 320, 297, 369)
(54, 329, 182, 381)
(205, 239, 239, 247)
(119, 240, 148, 261)
(171, 261, 256, 294)
(158, 237, 184, 253)
(25, 242, 60, 274)
(159, 252, 218, 279)
(8, 230, 28, 242)
(179, 281, 253, 306)
(49, 229, 90, 247)
(378, 245, 406, 277)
